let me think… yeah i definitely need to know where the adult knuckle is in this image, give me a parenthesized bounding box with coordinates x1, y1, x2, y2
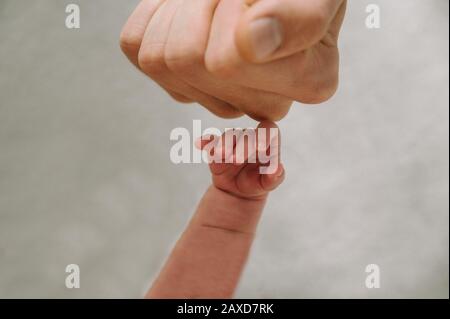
(205, 51, 238, 79)
(165, 45, 204, 75)
(138, 44, 166, 76)
(119, 27, 143, 56)
(299, 75, 338, 104)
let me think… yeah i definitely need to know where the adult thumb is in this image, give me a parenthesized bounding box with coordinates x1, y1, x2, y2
(235, 0, 346, 63)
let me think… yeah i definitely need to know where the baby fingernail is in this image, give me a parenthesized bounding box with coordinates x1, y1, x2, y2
(248, 17, 282, 61)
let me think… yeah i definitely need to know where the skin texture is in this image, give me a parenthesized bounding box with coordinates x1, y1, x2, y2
(120, 0, 347, 121)
(147, 122, 284, 298)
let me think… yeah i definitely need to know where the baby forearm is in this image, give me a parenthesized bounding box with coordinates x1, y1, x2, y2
(193, 185, 267, 235)
(146, 186, 267, 298)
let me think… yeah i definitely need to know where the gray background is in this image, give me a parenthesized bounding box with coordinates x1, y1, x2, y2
(0, 0, 448, 298)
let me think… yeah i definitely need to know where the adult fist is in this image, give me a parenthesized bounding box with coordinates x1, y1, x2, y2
(120, 0, 346, 121)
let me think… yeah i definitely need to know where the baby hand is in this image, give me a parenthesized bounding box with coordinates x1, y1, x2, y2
(196, 121, 285, 201)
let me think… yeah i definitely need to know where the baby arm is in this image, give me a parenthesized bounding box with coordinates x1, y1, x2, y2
(146, 121, 284, 298)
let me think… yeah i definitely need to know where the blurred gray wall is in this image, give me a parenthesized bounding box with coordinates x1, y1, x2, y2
(0, 0, 448, 298)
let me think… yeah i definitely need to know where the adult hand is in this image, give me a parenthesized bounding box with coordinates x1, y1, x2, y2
(120, 0, 346, 121)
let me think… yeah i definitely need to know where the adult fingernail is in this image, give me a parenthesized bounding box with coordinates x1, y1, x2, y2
(248, 17, 282, 61)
